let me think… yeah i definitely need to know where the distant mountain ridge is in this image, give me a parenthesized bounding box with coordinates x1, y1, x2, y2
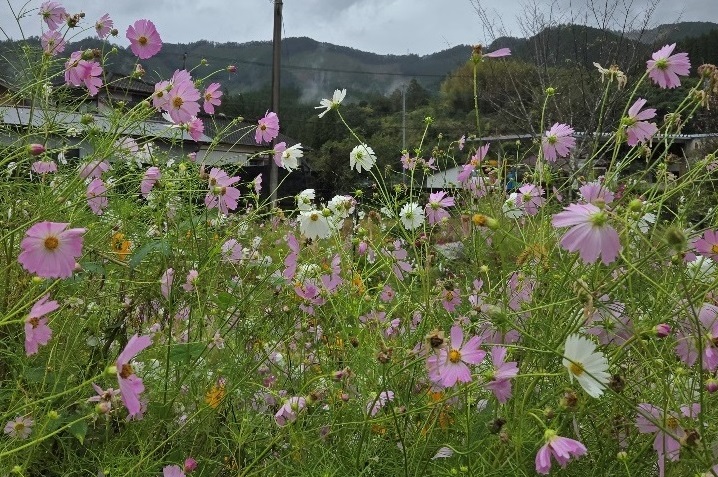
(1, 21, 716, 101)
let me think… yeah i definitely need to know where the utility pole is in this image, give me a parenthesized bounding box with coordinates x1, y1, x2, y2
(269, 0, 283, 207)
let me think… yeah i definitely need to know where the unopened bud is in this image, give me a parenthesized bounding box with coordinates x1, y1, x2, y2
(227, 65, 237, 73)
(706, 378, 718, 394)
(654, 323, 671, 338)
(28, 143, 46, 156)
(546, 87, 556, 96)
(628, 198, 643, 212)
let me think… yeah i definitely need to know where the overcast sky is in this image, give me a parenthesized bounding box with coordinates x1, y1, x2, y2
(2, 0, 717, 55)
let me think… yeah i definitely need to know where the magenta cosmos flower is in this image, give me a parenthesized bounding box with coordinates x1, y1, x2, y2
(25, 294, 59, 356)
(64, 51, 103, 96)
(542, 123, 576, 162)
(625, 98, 658, 146)
(646, 43, 691, 89)
(202, 82, 223, 114)
(126, 19, 162, 59)
(694, 229, 718, 260)
(39, 1, 67, 31)
(255, 111, 279, 144)
(116, 334, 152, 418)
(535, 429, 587, 475)
(18, 221, 85, 278)
(425, 191, 454, 225)
(552, 203, 621, 265)
(205, 167, 240, 215)
(427, 325, 485, 388)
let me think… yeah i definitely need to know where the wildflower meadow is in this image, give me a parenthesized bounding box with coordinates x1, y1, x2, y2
(2, 2, 718, 476)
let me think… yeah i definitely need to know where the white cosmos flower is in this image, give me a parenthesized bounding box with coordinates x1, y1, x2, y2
(399, 202, 424, 231)
(350, 144, 377, 173)
(328, 195, 355, 219)
(281, 143, 303, 171)
(316, 88, 347, 118)
(296, 189, 316, 212)
(299, 209, 332, 240)
(562, 334, 610, 398)
(503, 192, 524, 219)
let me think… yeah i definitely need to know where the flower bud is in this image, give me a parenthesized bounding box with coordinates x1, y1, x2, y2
(184, 457, 198, 472)
(664, 227, 686, 249)
(628, 198, 643, 212)
(227, 65, 237, 73)
(706, 378, 718, 394)
(654, 323, 671, 338)
(545, 87, 556, 96)
(28, 143, 46, 156)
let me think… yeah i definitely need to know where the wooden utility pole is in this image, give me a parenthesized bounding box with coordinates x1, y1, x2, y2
(269, 0, 283, 206)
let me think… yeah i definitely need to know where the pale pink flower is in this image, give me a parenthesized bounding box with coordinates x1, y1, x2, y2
(636, 403, 697, 477)
(64, 51, 103, 96)
(31, 160, 57, 174)
(542, 123, 576, 162)
(426, 326, 485, 388)
(126, 19, 162, 60)
(41, 30, 66, 56)
(141, 166, 161, 198)
(152, 80, 171, 110)
(457, 143, 490, 183)
(255, 111, 279, 144)
(579, 182, 614, 206)
(275, 396, 307, 426)
(440, 288, 461, 312)
(95, 13, 113, 39)
(675, 303, 718, 371)
(39, 1, 67, 30)
(625, 98, 658, 146)
(116, 334, 152, 418)
(535, 430, 587, 475)
(425, 191, 454, 225)
(647, 43, 691, 89)
(25, 294, 59, 356)
(160, 268, 174, 299)
(185, 117, 204, 142)
(366, 390, 395, 416)
(166, 79, 201, 124)
(552, 203, 621, 265)
(202, 82, 223, 114)
(162, 465, 185, 477)
(517, 183, 545, 216)
(694, 229, 718, 260)
(205, 168, 241, 215)
(87, 383, 120, 413)
(222, 239, 245, 264)
(485, 346, 519, 404)
(87, 178, 108, 215)
(18, 221, 85, 279)
(78, 160, 110, 179)
(4, 416, 33, 439)
(482, 47, 511, 58)
(182, 270, 198, 292)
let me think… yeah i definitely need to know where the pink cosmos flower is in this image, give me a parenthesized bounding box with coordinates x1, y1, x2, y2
(162, 465, 185, 477)
(253, 174, 262, 194)
(141, 166, 161, 198)
(482, 47, 511, 58)
(152, 80, 171, 110)
(647, 43, 691, 89)
(160, 268, 174, 299)
(31, 160, 57, 174)
(275, 396, 307, 426)
(255, 111, 279, 144)
(579, 182, 614, 206)
(18, 221, 85, 279)
(427, 325, 485, 388)
(87, 383, 120, 414)
(440, 288, 461, 312)
(95, 13, 113, 39)
(282, 234, 299, 279)
(366, 390, 395, 416)
(552, 203, 621, 265)
(41, 30, 66, 56)
(183, 117, 204, 142)
(166, 79, 201, 124)
(585, 298, 632, 345)
(542, 123, 576, 162)
(116, 334, 152, 418)
(675, 303, 718, 371)
(221, 239, 245, 264)
(636, 403, 697, 477)
(625, 98, 658, 146)
(182, 270, 198, 292)
(4, 416, 34, 439)
(380, 285, 395, 302)
(78, 160, 110, 179)
(205, 168, 241, 215)
(425, 191, 454, 225)
(86, 178, 108, 215)
(694, 229, 718, 260)
(202, 82, 223, 114)
(64, 51, 103, 96)
(535, 430, 587, 475)
(39, 1, 67, 30)
(457, 143, 490, 183)
(517, 183, 545, 216)
(485, 346, 519, 404)
(126, 19, 162, 60)
(25, 294, 59, 356)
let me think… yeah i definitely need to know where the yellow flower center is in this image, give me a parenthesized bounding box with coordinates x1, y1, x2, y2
(119, 363, 134, 379)
(472, 214, 487, 226)
(569, 362, 585, 377)
(666, 416, 678, 429)
(138, 36, 148, 46)
(205, 92, 212, 101)
(28, 317, 40, 328)
(172, 96, 184, 109)
(448, 349, 461, 363)
(44, 236, 59, 250)
(13, 422, 25, 432)
(711, 244, 718, 254)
